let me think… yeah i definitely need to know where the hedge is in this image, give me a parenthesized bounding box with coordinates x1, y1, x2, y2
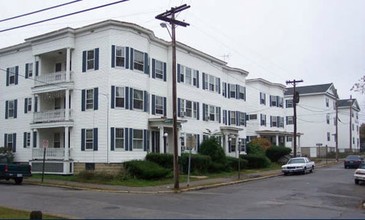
(123, 160, 171, 179)
(266, 146, 292, 162)
(242, 154, 271, 169)
(145, 153, 173, 170)
(180, 153, 212, 174)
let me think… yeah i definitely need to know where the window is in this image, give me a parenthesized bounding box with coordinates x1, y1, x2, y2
(249, 114, 257, 120)
(87, 50, 95, 70)
(179, 99, 198, 119)
(185, 100, 192, 117)
(24, 98, 32, 113)
(24, 132, 31, 148)
(133, 89, 144, 110)
(55, 63, 62, 72)
(155, 96, 164, 115)
(287, 136, 293, 142)
(6, 100, 17, 118)
(185, 67, 192, 85)
(271, 116, 278, 127)
(286, 116, 294, 125)
(230, 111, 236, 125)
(326, 113, 330, 124)
(230, 84, 236, 98)
(115, 87, 125, 108)
(270, 95, 277, 106)
(193, 70, 198, 87)
(260, 92, 266, 105)
(54, 133, 61, 148)
(327, 132, 330, 141)
(286, 100, 293, 108)
(86, 89, 94, 110)
(26, 63, 33, 78)
(133, 50, 144, 71)
(203, 104, 220, 122)
(229, 137, 236, 152)
(179, 65, 185, 82)
(325, 98, 329, 107)
(239, 112, 246, 126)
(5, 133, 15, 149)
(260, 114, 266, 126)
(133, 129, 143, 150)
(115, 46, 125, 67)
(203, 73, 220, 93)
(85, 163, 95, 171)
(278, 97, 283, 107)
(115, 128, 124, 149)
(279, 117, 284, 127)
(210, 106, 216, 121)
(155, 60, 164, 79)
(8, 67, 16, 85)
(85, 129, 94, 150)
(209, 75, 215, 91)
(238, 86, 246, 100)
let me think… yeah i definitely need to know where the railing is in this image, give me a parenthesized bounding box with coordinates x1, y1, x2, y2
(34, 71, 73, 86)
(32, 148, 70, 160)
(33, 109, 72, 123)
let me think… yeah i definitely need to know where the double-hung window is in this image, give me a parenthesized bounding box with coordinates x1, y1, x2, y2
(26, 63, 33, 78)
(193, 70, 198, 87)
(25, 97, 32, 113)
(115, 128, 124, 149)
(82, 48, 99, 72)
(8, 67, 16, 85)
(326, 113, 330, 124)
(133, 89, 144, 110)
(271, 116, 278, 127)
(230, 84, 236, 98)
(270, 95, 277, 106)
(23, 132, 31, 148)
(203, 104, 220, 122)
(133, 50, 144, 72)
(133, 129, 143, 150)
(6, 100, 17, 118)
(286, 100, 293, 108)
(86, 89, 94, 110)
(155, 96, 164, 115)
(286, 116, 294, 125)
(230, 111, 236, 125)
(115, 87, 125, 108)
(209, 75, 215, 91)
(87, 50, 95, 70)
(85, 129, 94, 150)
(5, 133, 15, 149)
(115, 46, 125, 67)
(185, 67, 192, 85)
(209, 106, 216, 121)
(185, 100, 193, 117)
(238, 86, 245, 100)
(260, 114, 266, 126)
(179, 99, 198, 119)
(155, 60, 164, 79)
(260, 92, 266, 105)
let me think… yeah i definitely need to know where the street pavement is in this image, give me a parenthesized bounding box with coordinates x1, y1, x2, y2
(24, 160, 339, 194)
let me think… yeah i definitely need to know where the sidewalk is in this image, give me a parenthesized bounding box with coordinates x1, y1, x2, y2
(24, 160, 338, 194)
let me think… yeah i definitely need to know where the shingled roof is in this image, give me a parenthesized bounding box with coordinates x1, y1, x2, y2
(284, 83, 335, 96)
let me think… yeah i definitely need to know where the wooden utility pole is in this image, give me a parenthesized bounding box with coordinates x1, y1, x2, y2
(286, 79, 303, 157)
(349, 96, 353, 152)
(156, 4, 190, 190)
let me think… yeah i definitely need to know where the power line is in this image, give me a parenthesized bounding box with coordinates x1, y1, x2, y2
(0, 0, 128, 33)
(0, 0, 82, 23)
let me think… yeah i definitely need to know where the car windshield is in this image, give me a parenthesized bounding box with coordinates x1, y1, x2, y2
(288, 158, 305, 164)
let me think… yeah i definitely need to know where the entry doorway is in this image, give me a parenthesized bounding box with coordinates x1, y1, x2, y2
(151, 131, 160, 153)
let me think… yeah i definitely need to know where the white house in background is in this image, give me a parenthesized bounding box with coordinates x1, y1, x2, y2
(245, 78, 294, 147)
(337, 98, 361, 152)
(0, 20, 249, 174)
(284, 83, 338, 157)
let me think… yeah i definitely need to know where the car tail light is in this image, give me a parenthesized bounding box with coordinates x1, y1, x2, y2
(4, 165, 8, 172)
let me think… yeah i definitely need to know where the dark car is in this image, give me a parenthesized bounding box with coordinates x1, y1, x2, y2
(344, 155, 364, 169)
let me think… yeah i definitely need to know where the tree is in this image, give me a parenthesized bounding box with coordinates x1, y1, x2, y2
(351, 75, 365, 94)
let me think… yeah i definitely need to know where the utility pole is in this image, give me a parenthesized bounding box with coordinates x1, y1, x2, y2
(286, 79, 303, 157)
(156, 4, 190, 190)
(349, 95, 353, 152)
(335, 94, 339, 161)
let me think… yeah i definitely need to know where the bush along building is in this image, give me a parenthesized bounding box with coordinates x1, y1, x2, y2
(0, 20, 361, 174)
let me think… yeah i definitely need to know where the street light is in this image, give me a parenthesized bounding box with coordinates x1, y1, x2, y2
(238, 138, 241, 179)
(164, 132, 168, 153)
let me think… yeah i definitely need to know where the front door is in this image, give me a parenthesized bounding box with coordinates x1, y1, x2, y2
(151, 131, 160, 153)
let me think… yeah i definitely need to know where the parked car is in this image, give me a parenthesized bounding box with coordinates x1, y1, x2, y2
(344, 155, 364, 169)
(354, 163, 365, 185)
(0, 154, 32, 184)
(281, 157, 315, 175)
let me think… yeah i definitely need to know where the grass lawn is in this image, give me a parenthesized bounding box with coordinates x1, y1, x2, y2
(0, 206, 64, 219)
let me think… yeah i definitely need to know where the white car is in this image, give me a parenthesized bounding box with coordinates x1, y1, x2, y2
(282, 157, 315, 175)
(354, 163, 365, 185)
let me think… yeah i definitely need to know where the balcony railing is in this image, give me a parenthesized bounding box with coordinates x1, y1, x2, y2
(34, 71, 72, 86)
(33, 109, 72, 123)
(32, 148, 70, 160)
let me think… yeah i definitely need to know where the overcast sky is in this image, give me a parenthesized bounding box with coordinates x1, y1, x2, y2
(0, 0, 364, 123)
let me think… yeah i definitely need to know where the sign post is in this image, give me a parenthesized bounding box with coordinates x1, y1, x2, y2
(186, 136, 196, 187)
(41, 140, 48, 183)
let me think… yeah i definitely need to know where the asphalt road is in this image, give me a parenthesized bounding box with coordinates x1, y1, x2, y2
(0, 163, 364, 219)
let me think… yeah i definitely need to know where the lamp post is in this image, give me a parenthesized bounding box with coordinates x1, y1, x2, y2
(238, 139, 241, 179)
(164, 132, 168, 153)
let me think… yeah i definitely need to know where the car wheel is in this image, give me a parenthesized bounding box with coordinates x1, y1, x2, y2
(310, 166, 314, 173)
(302, 168, 306, 175)
(14, 177, 23, 185)
(355, 179, 359, 185)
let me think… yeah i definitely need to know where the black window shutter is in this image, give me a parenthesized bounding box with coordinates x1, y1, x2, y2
(6, 68, 9, 86)
(110, 127, 115, 151)
(143, 91, 149, 112)
(130, 48, 134, 70)
(228, 110, 231, 125)
(218, 78, 221, 94)
(5, 101, 8, 119)
(177, 98, 181, 117)
(81, 89, 86, 111)
(227, 84, 231, 99)
(143, 129, 148, 151)
(24, 98, 28, 113)
(33, 131, 37, 148)
(151, 95, 156, 115)
(218, 107, 221, 123)
(236, 111, 240, 126)
(35, 61, 39, 76)
(81, 129, 85, 151)
(34, 96, 38, 112)
(111, 45, 115, 68)
(224, 83, 227, 98)
(129, 88, 134, 110)
(14, 99, 17, 118)
(236, 84, 239, 99)
(196, 134, 200, 152)
(196, 71, 199, 88)
(202, 72, 205, 89)
(23, 132, 27, 148)
(93, 87, 98, 110)
(4, 134, 7, 149)
(124, 128, 129, 151)
(177, 64, 181, 83)
(125, 87, 129, 109)
(196, 102, 200, 120)
(277, 116, 280, 128)
(202, 103, 206, 121)
(82, 51, 86, 72)
(25, 63, 29, 78)
(129, 128, 133, 151)
(163, 97, 167, 116)
(111, 86, 115, 108)
(94, 48, 99, 70)
(163, 62, 167, 81)
(144, 53, 149, 75)
(152, 59, 156, 78)
(125, 47, 129, 69)
(93, 128, 98, 151)
(12, 133, 16, 152)
(15, 66, 19, 85)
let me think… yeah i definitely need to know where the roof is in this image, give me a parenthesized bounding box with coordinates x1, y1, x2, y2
(338, 99, 361, 111)
(284, 83, 337, 98)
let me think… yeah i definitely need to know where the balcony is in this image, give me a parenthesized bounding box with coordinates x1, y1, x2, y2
(32, 71, 74, 93)
(31, 109, 74, 129)
(32, 148, 71, 160)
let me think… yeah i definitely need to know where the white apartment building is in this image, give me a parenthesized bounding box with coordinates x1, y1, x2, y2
(246, 78, 293, 147)
(0, 20, 248, 174)
(337, 98, 361, 152)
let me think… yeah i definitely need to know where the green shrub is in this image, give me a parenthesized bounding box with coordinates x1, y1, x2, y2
(145, 153, 173, 170)
(242, 154, 271, 169)
(77, 171, 115, 181)
(226, 156, 248, 171)
(266, 146, 292, 162)
(208, 162, 227, 173)
(199, 136, 226, 164)
(123, 160, 171, 180)
(180, 153, 212, 174)
(246, 142, 265, 155)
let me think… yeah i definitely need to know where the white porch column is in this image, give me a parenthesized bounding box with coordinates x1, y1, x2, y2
(276, 135, 279, 146)
(66, 47, 71, 81)
(64, 126, 69, 161)
(235, 137, 239, 158)
(65, 89, 70, 120)
(159, 126, 164, 153)
(224, 134, 229, 154)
